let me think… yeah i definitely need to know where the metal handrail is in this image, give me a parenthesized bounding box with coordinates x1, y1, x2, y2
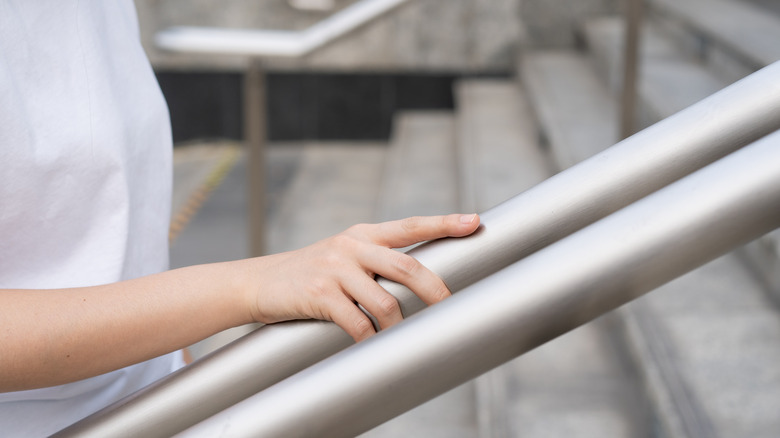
(55, 60, 780, 437)
(155, 0, 411, 57)
(288, 0, 336, 12)
(179, 131, 780, 437)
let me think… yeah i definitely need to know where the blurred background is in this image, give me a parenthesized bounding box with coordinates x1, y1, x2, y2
(138, 0, 780, 436)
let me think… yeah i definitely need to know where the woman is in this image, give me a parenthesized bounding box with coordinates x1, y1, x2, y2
(0, 1, 479, 435)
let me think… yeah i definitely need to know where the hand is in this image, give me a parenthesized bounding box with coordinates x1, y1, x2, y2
(242, 214, 480, 341)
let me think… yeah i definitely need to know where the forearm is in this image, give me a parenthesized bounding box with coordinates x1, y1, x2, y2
(0, 214, 481, 393)
(0, 261, 254, 392)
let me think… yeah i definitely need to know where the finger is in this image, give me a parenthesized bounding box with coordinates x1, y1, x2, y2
(352, 214, 480, 249)
(357, 244, 451, 305)
(325, 294, 377, 342)
(341, 273, 403, 330)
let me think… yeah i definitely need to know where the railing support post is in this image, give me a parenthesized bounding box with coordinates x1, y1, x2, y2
(244, 59, 267, 257)
(621, 0, 644, 139)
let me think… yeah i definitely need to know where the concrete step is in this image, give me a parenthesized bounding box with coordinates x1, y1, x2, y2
(376, 111, 460, 222)
(363, 111, 478, 437)
(170, 143, 250, 269)
(484, 69, 651, 436)
(581, 16, 728, 129)
(581, 16, 681, 96)
(648, 0, 780, 81)
(267, 142, 386, 253)
(521, 43, 780, 438)
(454, 79, 555, 437)
(372, 80, 648, 438)
(520, 50, 619, 167)
(500, 316, 653, 438)
(169, 142, 243, 229)
(623, 254, 780, 438)
(736, 229, 780, 308)
(453, 79, 552, 212)
(581, 13, 780, 311)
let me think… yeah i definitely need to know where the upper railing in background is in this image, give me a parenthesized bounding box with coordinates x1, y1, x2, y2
(155, 0, 411, 57)
(288, 0, 336, 12)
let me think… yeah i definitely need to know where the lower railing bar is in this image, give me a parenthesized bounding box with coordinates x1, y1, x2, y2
(55, 61, 780, 437)
(180, 132, 780, 437)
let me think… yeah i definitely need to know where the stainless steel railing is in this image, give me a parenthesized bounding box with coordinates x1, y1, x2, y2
(155, 0, 412, 57)
(179, 129, 780, 438)
(55, 60, 780, 437)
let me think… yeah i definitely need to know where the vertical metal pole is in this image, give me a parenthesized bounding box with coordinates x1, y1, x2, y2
(244, 59, 266, 257)
(621, 0, 643, 139)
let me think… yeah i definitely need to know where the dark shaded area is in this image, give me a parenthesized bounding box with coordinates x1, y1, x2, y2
(745, 0, 780, 17)
(156, 70, 509, 142)
(156, 72, 244, 143)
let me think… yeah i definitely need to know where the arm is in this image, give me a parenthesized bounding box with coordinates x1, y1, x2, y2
(0, 214, 479, 392)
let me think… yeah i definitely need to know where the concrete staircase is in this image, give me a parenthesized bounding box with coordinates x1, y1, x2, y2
(360, 0, 780, 436)
(171, 0, 780, 435)
(362, 81, 649, 437)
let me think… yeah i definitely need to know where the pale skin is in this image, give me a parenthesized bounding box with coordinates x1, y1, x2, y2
(0, 213, 480, 393)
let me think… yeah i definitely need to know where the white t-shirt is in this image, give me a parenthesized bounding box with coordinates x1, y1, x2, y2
(0, 1, 183, 435)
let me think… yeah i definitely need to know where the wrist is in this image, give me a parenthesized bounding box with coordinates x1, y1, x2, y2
(223, 257, 269, 326)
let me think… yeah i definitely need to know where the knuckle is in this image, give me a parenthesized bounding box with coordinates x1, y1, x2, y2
(353, 317, 374, 339)
(393, 253, 420, 278)
(323, 237, 359, 267)
(329, 233, 354, 250)
(401, 216, 424, 233)
(321, 251, 344, 269)
(431, 282, 451, 302)
(345, 223, 369, 238)
(377, 295, 400, 317)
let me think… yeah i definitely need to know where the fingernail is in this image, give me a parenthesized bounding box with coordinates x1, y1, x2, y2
(460, 213, 477, 224)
